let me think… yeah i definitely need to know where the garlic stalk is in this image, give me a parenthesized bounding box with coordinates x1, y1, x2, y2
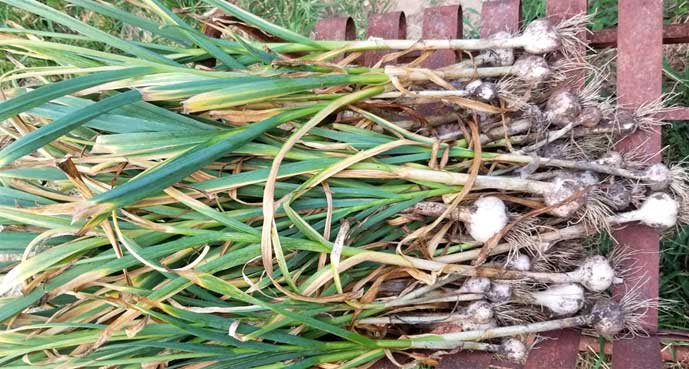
(356, 300, 494, 325)
(407, 196, 509, 242)
(367, 277, 491, 309)
(387, 282, 586, 317)
(326, 18, 579, 56)
(386, 55, 552, 85)
(401, 298, 629, 349)
(341, 164, 590, 217)
(373, 80, 498, 102)
(515, 283, 586, 316)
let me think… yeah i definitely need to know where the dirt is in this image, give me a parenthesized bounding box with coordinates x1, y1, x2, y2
(387, 0, 482, 39)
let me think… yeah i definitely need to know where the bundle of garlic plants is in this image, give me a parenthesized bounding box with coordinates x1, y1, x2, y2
(0, 1, 682, 368)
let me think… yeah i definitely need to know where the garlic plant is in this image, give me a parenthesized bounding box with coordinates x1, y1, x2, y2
(0, 1, 674, 369)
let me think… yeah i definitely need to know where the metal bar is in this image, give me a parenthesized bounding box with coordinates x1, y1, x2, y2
(590, 23, 689, 48)
(313, 16, 355, 62)
(545, 0, 588, 72)
(414, 5, 463, 118)
(524, 329, 582, 369)
(421, 5, 462, 68)
(613, 336, 663, 369)
(579, 334, 689, 362)
(364, 11, 406, 67)
(658, 107, 689, 121)
(313, 16, 355, 41)
(613, 0, 664, 368)
(480, 0, 521, 37)
(546, 0, 588, 19)
(489, 358, 525, 369)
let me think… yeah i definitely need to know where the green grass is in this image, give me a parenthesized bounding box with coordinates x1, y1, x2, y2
(0, 1, 109, 72)
(0, 0, 176, 73)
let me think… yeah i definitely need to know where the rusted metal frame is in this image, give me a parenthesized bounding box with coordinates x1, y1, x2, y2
(437, 351, 493, 369)
(414, 5, 463, 117)
(393, 8, 462, 71)
(421, 5, 462, 68)
(359, 11, 408, 141)
(480, 0, 521, 37)
(395, 5, 462, 65)
(363, 11, 406, 67)
(590, 18, 689, 142)
(590, 22, 689, 48)
(612, 1, 664, 369)
(313, 16, 355, 63)
(313, 16, 356, 41)
(579, 335, 689, 362)
(659, 108, 689, 121)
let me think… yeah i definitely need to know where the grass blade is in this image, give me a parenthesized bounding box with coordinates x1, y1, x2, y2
(0, 90, 141, 167)
(65, 0, 190, 46)
(179, 271, 376, 346)
(184, 74, 388, 112)
(77, 105, 325, 221)
(139, 0, 245, 69)
(201, 0, 322, 49)
(1, 0, 179, 66)
(0, 67, 154, 123)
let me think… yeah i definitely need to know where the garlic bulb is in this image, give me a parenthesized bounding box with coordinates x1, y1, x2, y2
(465, 300, 495, 324)
(612, 192, 678, 229)
(487, 282, 513, 303)
(590, 299, 626, 339)
(458, 277, 492, 294)
(528, 283, 585, 316)
(567, 256, 615, 292)
(506, 253, 532, 271)
(499, 338, 527, 361)
(486, 31, 515, 66)
(521, 20, 561, 54)
(543, 174, 587, 218)
(644, 163, 672, 191)
(512, 56, 552, 85)
(545, 89, 581, 127)
(464, 196, 509, 242)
